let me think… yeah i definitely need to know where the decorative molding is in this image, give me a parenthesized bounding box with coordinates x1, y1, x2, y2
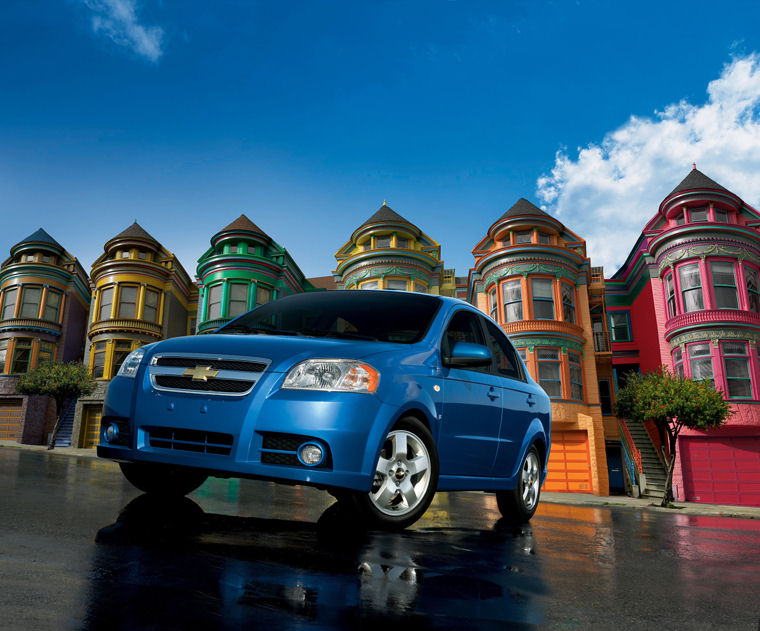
(482, 262, 578, 288)
(668, 328, 760, 348)
(343, 264, 434, 287)
(657, 242, 760, 274)
(509, 336, 583, 353)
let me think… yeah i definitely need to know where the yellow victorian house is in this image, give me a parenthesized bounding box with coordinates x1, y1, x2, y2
(334, 202, 456, 296)
(72, 222, 199, 447)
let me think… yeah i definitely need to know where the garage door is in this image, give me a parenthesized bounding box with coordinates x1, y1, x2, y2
(0, 399, 22, 441)
(82, 406, 102, 448)
(681, 436, 760, 507)
(544, 430, 593, 493)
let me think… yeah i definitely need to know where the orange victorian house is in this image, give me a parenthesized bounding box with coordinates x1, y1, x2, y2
(468, 199, 613, 496)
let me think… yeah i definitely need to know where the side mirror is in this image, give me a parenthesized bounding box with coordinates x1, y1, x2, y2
(444, 342, 492, 368)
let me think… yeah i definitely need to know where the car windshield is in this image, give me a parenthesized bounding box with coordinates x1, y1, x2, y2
(216, 291, 442, 344)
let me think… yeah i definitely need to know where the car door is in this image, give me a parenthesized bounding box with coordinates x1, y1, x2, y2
(438, 310, 503, 477)
(480, 318, 538, 477)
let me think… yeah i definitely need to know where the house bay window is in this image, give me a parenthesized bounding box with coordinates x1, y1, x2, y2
(679, 264, 704, 312)
(2, 288, 17, 320)
(531, 279, 554, 320)
(98, 287, 113, 320)
(664, 274, 676, 318)
(745, 267, 760, 313)
(569, 351, 583, 400)
(537, 348, 561, 398)
(722, 342, 752, 399)
(711, 262, 738, 309)
(228, 283, 249, 318)
(19, 287, 41, 318)
(561, 283, 575, 324)
(503, 279, 522, 322)
(689, 343, 713, 381)
(207, 285, 222, 319)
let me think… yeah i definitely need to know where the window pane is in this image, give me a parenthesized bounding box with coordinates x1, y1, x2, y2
(537, 232, 551, 244)
(532, 279, 553, 299)
(503, 280, 521, 302)
(515, 230, 532, 244)
(533, 301, 554, 319)
(505, 302, 523, 322)
(20, 287, 41, 318)
(724, 357, 749, 379)
(143, 289, 159, 322)
(99, 287, 113, 320)
(117, 286, 138, 318)
(722, 342, 746, 355)
(44, 291, 61, 322)
(256, 286, 271, 305)
(680, 264, 701, 289)
(503, 280, 523, 322)
(386, 280, 407, 291)
(2, 288, 17, 319)
(727, 378, 752, 398)
(691, 358, 714, 380)
(208, 285, 222, 319)
(360, 281, 379, 290)
(746, 267, 760, 313)
(537, 348, 559, 360)
(396, 238, 408, 249)
(691, 208, 708, 222)
(12, 340, 32, 374)
(228, 283, 249, 318)
(413, 283, 426, 293)
(538, 362, 560, 381)
(714, 209, 728, 222)
(112, 341, 133, 377)
(0, 340, 7, 371)
(376, 236, 391, 248)
(673, 348, 682, 363)
(690, 343, 711, 356)
(562, 284, 575, 323)
(682, 289, 704, 312)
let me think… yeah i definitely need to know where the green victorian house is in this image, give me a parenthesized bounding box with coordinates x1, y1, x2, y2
(196, 215, 315, 333)
(333, 202, 457, 296)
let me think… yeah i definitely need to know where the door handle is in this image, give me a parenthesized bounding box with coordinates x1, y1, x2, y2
(487, 387, 500, 401)
(526, 394, 536, 407)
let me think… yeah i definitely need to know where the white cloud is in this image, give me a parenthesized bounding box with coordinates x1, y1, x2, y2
(84, 0, 164, 62)
(536, 53, 760, 276)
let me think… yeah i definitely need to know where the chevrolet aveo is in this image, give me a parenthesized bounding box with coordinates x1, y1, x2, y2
(98, 291, 551, 530)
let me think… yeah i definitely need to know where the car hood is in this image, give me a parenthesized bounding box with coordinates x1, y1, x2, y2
(141, 333, 408, 373)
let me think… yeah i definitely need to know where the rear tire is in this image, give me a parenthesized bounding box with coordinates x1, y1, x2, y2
(346, 417, 438, 531)
(119, 462, 208, 497)
(495, 445, 541, 524)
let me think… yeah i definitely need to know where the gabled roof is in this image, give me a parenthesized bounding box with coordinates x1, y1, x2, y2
(498, 198, 551, 221)
(667, 168, 730, 198)
(218, 214, 265, 235)
(17, 228, 62, 249)
(359, 202, 415, 229)
(111, 221, 159, 243)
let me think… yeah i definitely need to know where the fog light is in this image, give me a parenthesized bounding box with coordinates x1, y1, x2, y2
(299, 443, 324, 466)
(105, 423, 119, 443)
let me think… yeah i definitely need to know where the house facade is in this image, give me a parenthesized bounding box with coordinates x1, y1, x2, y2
(196, 215, 314, 333)
(468, 199, 612, 496)
(333, 202, 457, 296)
(607, 168, 760, 506)
(72, 222, 199, 448)
(0, 229, 90, 444)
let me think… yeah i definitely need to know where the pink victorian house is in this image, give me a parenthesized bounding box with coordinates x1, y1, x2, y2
(606, 168, 760, 507)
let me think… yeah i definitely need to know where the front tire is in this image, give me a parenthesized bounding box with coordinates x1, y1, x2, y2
(119, 462, 208, 497)
(347, 417, 438, 531)
(496, 445, 541, 524)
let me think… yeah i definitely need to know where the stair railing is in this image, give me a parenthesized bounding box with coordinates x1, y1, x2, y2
(619, 418, 642, 474)
(47, 399, 77, 450)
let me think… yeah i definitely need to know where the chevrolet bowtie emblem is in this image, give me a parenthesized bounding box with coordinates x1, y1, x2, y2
(182, 365, 220, 381)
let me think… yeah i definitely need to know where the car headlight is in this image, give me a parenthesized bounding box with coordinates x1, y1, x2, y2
(117, 347, 146, 378)
(282, 359, 379, 393)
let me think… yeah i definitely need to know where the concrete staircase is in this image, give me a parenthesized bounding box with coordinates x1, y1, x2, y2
(52, 401, 77, 448)
(626, 418, 667, 500)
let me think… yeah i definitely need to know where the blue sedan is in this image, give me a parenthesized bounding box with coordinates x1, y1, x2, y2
(98, 290, 551, 530)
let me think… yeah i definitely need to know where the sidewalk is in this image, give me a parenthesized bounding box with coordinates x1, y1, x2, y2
(3, 440, 759, 520)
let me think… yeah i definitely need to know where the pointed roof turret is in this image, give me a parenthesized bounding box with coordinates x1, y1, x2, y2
(16, 228, 63, 250)
(111, 221, 159, 244)
(359, 201, 415, 229)
(218, 214, 265, 236)
(667, 168, 730, 198)
(498, 198, 552, 221)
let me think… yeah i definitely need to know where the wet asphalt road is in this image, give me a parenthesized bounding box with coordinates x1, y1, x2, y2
(1, 450, 760, 630)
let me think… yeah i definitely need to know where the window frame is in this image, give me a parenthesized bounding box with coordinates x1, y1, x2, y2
(502, 279, 523, 323)
(531, 278, 554, 320)
(687, 342, 714, 382)
(19, 286, 42, 319)
(568, 350, 583, 401)
(1, 287, 17, 320)
(679, 263, 704, 313)
(227, 282, 249, 319)
(710, 261, 739, 310)
(207, 284, 223, 320)
(608, 311, 632, 343)
(561, 282, 576, 324)
(722, 341, 752, 399)
(536, 347, 562, 398)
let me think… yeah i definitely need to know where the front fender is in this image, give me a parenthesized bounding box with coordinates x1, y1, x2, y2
(513, 418, 551, 483)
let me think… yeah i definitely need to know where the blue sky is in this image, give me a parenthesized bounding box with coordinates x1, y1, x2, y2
(3, 1, 760, 280)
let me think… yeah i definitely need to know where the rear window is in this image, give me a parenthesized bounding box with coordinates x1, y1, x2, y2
(216, 291, 442, 344)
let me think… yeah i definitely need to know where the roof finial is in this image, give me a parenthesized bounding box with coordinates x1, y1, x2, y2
(383, 199, 387, 206)
(692, 162, 697, 170)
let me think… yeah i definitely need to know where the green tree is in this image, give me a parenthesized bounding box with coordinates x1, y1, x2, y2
(17, 362, 96, 449)
(615, 367, 731, 506)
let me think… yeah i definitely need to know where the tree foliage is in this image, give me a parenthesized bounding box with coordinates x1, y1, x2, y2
(615, 367, 731, 506)
(17, 361, 96, 442)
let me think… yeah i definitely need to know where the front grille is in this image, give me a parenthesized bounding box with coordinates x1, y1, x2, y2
(146, 427, 234, 455)
(154, 357, 268, 372)
(155, 375, 254, 393)
(261, 452, 302, 466)
(149, 352, 270, 396)
(262, 433, 314, 451)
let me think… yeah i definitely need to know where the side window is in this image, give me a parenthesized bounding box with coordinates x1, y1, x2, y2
(441, 310, 486, 364)
(483, 319, 523, 381)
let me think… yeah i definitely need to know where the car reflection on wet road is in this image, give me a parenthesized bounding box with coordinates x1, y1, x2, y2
(2, 449, 760, 630)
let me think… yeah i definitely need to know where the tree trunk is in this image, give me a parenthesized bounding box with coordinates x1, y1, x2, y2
(660, 430, 679, 507)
